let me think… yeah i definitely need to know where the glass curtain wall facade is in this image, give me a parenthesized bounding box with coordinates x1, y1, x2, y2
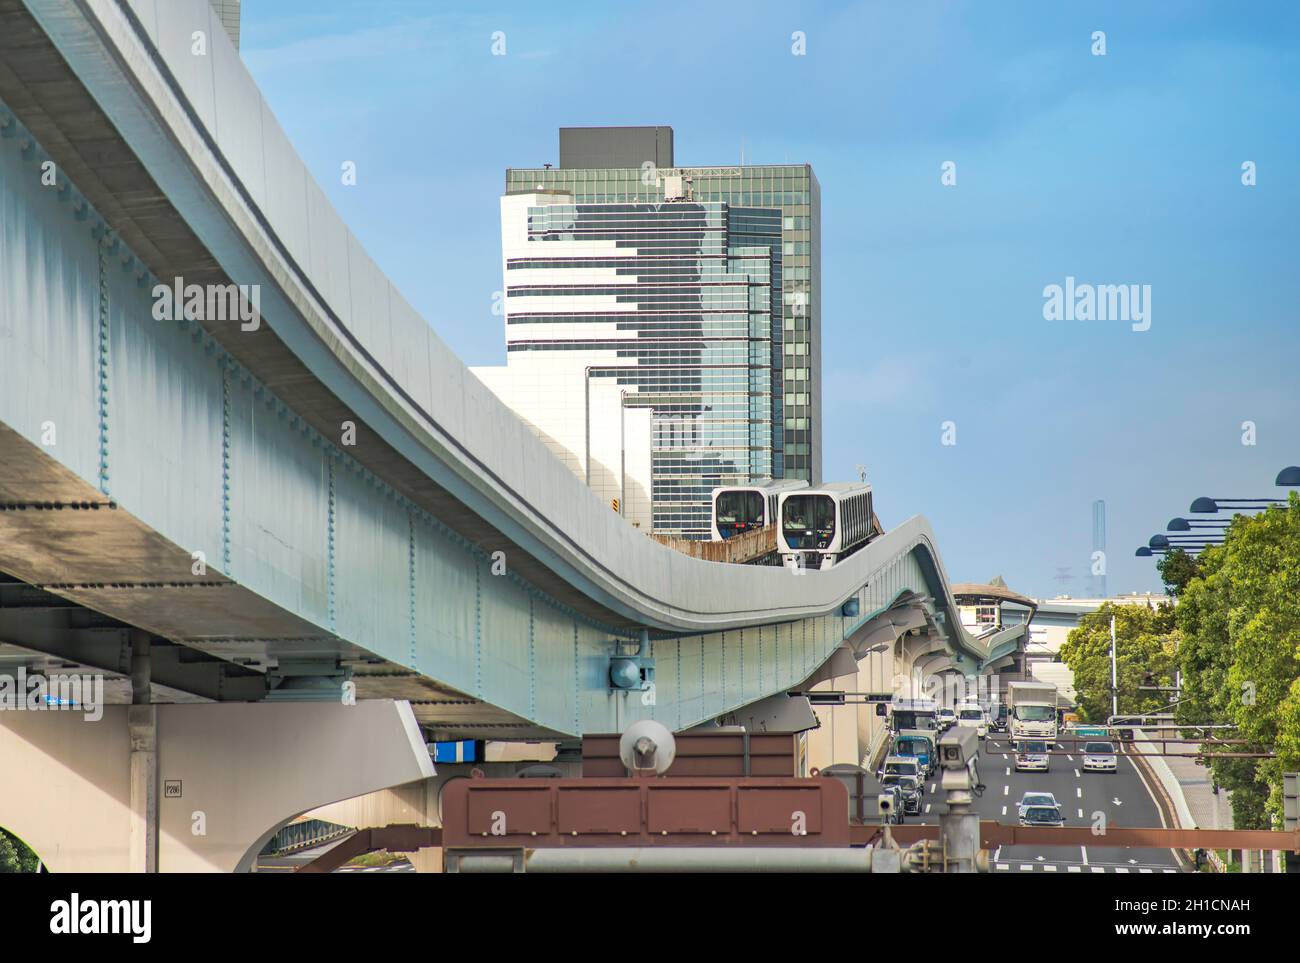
(506, 165, 821, 485)
(505, 200, 781, 538)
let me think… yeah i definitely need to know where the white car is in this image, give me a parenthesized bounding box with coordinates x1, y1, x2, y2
(956, 703, 988, 739)
(1081, 741, 1117, 772)
(1017, 792, 1059, 819)
(1014, 740, 1050, 772)
(936, 707, 957, 731)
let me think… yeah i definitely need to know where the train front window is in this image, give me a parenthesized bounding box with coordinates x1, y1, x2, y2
(716, 491, 764, 535)
(782, 495, 835, 549)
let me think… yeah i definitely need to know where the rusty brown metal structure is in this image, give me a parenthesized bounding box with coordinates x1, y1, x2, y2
(441, 776, 852, 849)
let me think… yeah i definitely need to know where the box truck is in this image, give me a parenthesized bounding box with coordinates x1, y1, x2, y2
(1007, 681, 1058, 743)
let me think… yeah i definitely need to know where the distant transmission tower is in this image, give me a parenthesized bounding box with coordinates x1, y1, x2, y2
(1092, 499, 1108, 598)
(1053, 566, 1075, 593)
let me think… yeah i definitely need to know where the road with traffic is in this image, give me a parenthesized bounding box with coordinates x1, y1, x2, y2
(905, 732, 1183, 874)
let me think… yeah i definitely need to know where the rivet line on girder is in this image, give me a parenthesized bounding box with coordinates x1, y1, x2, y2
(739, 627, 745, 703)
(572, 624, 580, 735)
(95, 232, 111, 496)
(327, 455, 336, 632)
(676, 639, 681, 730)
(474, 560, 482, 699)
(220, 363, 232, 575)
(408, 510, 417, 670)
(528, 595, 536, 721)
(0, 501, 117, 511)
(720, 631, 727, 713)
(33, 581, 231, 590)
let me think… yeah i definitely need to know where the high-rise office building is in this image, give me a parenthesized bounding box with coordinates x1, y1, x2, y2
(474, 128, 820, 539)
(474, 184, 782, 539)
(504, 128, 822, 486)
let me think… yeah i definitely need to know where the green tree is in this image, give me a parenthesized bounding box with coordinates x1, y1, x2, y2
(1059, 602, 1177, 724)
(0, 828, 39, 873)
(1156, 547, 1201, 597)
(1173, 495, 1300, 828)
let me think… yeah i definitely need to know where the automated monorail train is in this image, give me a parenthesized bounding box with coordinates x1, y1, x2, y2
(778, 482, 875, 570)
(710, 480, 808, 541)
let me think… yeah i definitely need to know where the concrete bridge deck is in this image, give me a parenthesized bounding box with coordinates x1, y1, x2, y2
(0, 0, 1027, 746)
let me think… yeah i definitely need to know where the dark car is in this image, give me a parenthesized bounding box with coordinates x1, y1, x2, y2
(1019, 804, 1065, 827)
(882, 773, 924, 815)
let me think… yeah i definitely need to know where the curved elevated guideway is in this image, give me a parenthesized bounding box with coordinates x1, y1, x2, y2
(0, 0, 1028, 744)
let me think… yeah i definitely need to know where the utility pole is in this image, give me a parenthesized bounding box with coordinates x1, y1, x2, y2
(1110, 615, 1119, 720)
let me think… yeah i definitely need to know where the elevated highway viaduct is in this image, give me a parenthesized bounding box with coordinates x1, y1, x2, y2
(0, 0, 1027, 870)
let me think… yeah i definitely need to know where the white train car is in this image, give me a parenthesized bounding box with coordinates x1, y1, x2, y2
(778, 482, 875, 570)
(710, 480, 808, 541)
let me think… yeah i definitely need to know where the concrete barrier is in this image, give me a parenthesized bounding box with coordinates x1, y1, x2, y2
(1132, 727, 1198, 830)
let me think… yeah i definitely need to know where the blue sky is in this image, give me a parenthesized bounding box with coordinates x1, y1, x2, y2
(242, 0, 1300, 599)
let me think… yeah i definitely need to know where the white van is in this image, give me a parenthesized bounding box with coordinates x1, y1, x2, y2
(956, 702, 988, 739)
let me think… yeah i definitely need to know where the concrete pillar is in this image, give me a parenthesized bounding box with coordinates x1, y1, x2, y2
(128, 631, 158, 873)
(0, 700, 434, 872)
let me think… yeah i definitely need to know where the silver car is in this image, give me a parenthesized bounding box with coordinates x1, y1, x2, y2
(1081, 741, 1117, 772)
(1017, 791, 1059, 819)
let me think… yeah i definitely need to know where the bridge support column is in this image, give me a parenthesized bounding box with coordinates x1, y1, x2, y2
(0, 700, 434, 872)
(127, 631, 158, 873)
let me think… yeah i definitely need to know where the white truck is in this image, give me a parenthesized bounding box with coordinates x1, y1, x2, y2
(1007, 681, 1058, 744)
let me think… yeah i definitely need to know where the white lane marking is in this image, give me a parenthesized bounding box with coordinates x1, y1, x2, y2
(1001, 805, 1007, 816)
(1090, 866, 1105, 874)
(925, 804, 932, 814)
(1140, 868, 1153, 874)
(996, 863, 1010, 871)
(1163, 869, 1177, 874)
(929, 784, 936, 793)
(1112, 797, 1123, 806)
(1126, 738, 1184, 869)
(1067, 865, 1081, 872)
(1081, 846, 1089, 865)
(1077, 808, 1084, 818)
(1019, 864, 1033, 871)
(1003, 785, 1009, 796)
(1005, 767, 1011, 776)
(1115, 867, 1129, 874)
(1074, 769, 1081, 778)
(1076, 787, 1082, 798)
(1044, 865, 1058, 872)
(1068, 754, 1074, 761)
